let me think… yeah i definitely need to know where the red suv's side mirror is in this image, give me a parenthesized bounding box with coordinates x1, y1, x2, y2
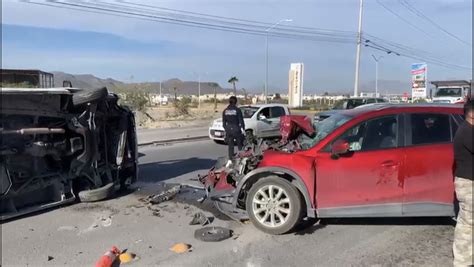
(332, 139, 350, 156)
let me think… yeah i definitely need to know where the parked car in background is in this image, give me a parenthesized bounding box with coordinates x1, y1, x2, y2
(203, 103, 463, 234)
(431, 80, 471, 104)
(209, 104, 290, 142)
(314, 97, 388, 122)
(0, 87, 137, 220)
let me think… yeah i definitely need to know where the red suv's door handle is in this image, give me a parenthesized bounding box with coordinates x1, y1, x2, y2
(381, 160, 399, 167)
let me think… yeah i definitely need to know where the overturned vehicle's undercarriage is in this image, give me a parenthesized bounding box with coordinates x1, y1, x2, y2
(0, 87, 137, 220)
(199, 115, 315, 224)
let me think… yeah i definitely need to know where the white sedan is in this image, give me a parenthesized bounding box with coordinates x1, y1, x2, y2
(209, 104, 290, 142)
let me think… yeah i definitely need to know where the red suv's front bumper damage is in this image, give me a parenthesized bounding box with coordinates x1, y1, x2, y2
(198, 115, 315, 220)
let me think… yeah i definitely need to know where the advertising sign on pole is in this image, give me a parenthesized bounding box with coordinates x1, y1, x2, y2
(411, 63, 428, 98)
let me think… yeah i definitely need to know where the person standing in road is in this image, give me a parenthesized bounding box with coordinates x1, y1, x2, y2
(223, 96, 245, 163)
(453, 100, 473, 267)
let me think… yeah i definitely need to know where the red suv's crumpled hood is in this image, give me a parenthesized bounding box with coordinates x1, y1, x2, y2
(280, 115, 315, 144)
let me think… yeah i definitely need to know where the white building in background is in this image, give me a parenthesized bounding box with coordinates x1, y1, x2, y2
(288, 63, 304, 108)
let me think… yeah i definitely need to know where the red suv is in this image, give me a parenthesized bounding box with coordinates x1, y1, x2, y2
(201, 104, 464, 234)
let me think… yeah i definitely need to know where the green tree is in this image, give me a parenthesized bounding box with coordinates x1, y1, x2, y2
(228, 76, 239, 96)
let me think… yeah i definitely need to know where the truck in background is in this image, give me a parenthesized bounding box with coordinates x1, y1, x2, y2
(431, 80, 472, 104)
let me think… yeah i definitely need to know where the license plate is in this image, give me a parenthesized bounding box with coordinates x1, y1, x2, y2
(214, 131, 223, 137)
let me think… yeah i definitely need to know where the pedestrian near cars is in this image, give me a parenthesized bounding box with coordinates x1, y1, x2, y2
(453, 100, 473, 267)
(222, 96, 245, 163)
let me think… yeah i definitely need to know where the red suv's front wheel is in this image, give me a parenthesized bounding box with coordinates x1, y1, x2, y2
(246, 176, 302, 234)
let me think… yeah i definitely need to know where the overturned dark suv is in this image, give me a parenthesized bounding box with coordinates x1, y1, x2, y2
(0, 87, 137, 220)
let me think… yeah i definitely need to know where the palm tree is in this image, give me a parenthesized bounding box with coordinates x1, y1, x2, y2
(209, 82, 219, 111)
(228, 76, 239, 96)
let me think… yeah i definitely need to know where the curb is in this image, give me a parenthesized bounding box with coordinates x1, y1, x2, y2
(138, 135, 209, 147)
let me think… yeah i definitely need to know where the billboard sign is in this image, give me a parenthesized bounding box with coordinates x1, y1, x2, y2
(288, 63, 304, 108)
(411, 63, 427, 98)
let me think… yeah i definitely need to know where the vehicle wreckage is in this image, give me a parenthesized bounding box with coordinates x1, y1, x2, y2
(199, 115, 316, 230)
(200, 104, 464, 235)
(1, 87, 137, 220)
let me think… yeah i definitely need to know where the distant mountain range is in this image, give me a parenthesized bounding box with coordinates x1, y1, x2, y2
(52, 72, 234, 95)
(52, 71, 412, 96)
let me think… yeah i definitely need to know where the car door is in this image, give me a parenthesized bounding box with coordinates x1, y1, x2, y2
(315, 115, 405, 217)
(402, 113, 456, 216)
(268, 106, 286, 137)
(255, 107, 273, 137)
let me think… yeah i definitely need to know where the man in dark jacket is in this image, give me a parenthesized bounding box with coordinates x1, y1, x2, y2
(223, 96, 245, 162)
(453, 100, 473, 267)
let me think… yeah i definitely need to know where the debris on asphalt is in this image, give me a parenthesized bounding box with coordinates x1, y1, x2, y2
(189, 212, 212, 226)
(101, 216, 112, 227)
(57, 226, 78, 231)
(170, 243, 192, 253)
(119, 252, 137, 264)
(95, 246, 121, 267)
(194, 226, 233, 242)
(140, 184, 181, 205)
(47, 256, 54, 261)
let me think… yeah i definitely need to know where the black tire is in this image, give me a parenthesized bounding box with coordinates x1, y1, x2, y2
(72, 87, 108, 106)
(194, 226, 232, 242)
(213, 140, 226, 145)
(246, 176, 302, 235)
(78, 182, 115, 202)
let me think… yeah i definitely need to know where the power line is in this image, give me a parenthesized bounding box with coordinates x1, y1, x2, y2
(23, 0, 472, 71)
(365, 39, 472, 70)
(375, 0, 436, 39)
(118, 0, 357, 37)
(93, 0, 357, 40)
(398, 0, 471, 46)
(38, 0, 356, 43)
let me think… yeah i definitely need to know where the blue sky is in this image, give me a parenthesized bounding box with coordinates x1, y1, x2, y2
(2, 0, 472, 93)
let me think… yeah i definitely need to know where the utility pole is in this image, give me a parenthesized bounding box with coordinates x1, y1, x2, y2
(371, 55, 383, 97)
(353, 0, 364, 97)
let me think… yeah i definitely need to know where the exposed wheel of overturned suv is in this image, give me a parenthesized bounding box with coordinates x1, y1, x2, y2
(0, 86, 138, 220)
(246, 176, 302, 235)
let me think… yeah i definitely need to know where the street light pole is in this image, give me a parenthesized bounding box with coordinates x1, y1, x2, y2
(265, 34, 269, 104)
(159, 80, 162, 106)
(265, 18, 292, 104)
(353, 0, 364, 97)
(371, 55, 383, 97)
(198, 73, 201, 109)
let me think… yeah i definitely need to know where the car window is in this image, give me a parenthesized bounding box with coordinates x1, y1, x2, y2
(347, 99, 365, 109)
(333, 100, 346, 109)
(333, 116, 398, 152)
(451, 116, 459, 136)
(270, 107, 286, 118)
(366, 98, 376, 104)
(240, 106, 259, 118)
(259, 107, 271, 118)
(410, 114, 451, 145)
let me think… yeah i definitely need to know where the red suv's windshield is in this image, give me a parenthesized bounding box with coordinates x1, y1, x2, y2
(301, 113, 352, 149)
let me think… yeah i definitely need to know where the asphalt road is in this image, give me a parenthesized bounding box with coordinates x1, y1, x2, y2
(1, 140, 455, 267)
